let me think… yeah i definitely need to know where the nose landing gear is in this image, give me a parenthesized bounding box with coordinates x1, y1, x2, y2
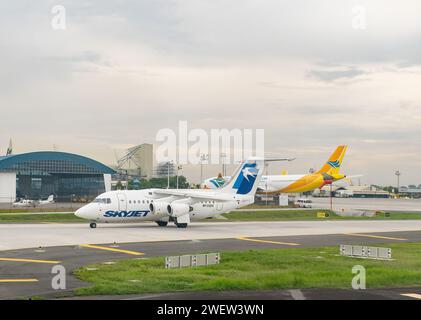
(90, 222, 97, 229)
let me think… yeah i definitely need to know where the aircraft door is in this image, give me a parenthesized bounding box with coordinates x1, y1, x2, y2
(216, 202, 223, 211)
(117, 193, 127, 211)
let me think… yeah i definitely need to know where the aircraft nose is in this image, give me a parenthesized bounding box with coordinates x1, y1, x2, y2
(75, 205, 90, 219)
(74, 207, 84, 218)
(75, 204, 100, 220)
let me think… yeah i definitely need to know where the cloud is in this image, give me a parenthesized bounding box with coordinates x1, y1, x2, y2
(308, 67, 367, 82)
(0, 1, 421, 185)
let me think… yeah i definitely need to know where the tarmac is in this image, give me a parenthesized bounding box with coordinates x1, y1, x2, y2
(0, 225, 421, 300)
(2, 202, 421, 300)
(311, 197, 421, 212)
(2, 220, 421, 251)
(60, 287, 421, 300)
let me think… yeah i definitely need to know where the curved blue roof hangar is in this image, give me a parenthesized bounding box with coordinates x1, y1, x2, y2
(0, 152, 115, 202)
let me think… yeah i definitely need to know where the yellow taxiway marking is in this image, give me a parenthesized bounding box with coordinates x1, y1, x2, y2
(343, 233, 407, 241)
(236, 237, 300, 246)
(0, 279, 39, 283)
(80, 244, 144, 256)
(401, 293, 421, 300)
(0, 258, 61, 264)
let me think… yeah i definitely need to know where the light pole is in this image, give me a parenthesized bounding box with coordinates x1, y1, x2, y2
(395, 170, 401, 197)
(200, 154, 209, 187)
(264, 162, 269, 206)
(176, 165, 182, 189)
(330, 183, 333, 211)
(220, 153, 227, 177)
(167, 161, 173, 189)
(125, 170, 129, 190)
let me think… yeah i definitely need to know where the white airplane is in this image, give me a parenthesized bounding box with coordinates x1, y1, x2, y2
(75, 157, 265, 229)
(38, 195, 55, 206)
(12, 199, 35, 207)
(12, 195, 54, 207)
(203, 146, 353, 194)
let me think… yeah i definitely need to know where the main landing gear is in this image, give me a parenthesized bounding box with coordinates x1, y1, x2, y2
(174, 222, 188, 228)
(90, 222, 97, 229)
(156, 221, 168, 227)
(158, 217, 188, 228)
(172, 216, 189, 228)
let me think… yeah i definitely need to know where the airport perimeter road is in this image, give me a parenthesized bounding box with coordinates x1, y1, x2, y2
(2, 220, 421, 251)
(1, 230, 421, 299)
(311, 197, 421, 212)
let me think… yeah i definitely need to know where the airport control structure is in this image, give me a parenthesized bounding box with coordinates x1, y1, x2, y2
(0, 151, 115, 203)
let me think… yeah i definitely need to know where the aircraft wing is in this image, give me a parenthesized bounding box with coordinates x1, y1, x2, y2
(344, 174, 364, 179)
(332, 174, 364, 188)
(265, 157, 296, 162)
(151, 189, 237, 201)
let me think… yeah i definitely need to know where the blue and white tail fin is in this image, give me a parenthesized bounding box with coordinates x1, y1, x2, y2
(220, 158, 265, 195)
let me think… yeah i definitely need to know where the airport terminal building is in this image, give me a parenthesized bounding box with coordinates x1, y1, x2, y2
(0, 152, 115, 203)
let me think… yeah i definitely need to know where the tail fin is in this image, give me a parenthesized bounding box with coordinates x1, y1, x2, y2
(316, 145, 347, 175)
(220, 158, 265, 195)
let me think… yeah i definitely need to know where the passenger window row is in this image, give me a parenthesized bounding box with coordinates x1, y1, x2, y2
(128, 199, 154, 204)
(95, 198, 216, 205)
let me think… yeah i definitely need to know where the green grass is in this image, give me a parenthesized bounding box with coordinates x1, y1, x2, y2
(0, 209, 419, 223)
(74, 243, 421, 296)
(241, 204, 290, 209)
(0, 213, 84, 223)
(222, 209, 334, 221)
(222, 210, 421, 221)
(0, 208, 75, 213)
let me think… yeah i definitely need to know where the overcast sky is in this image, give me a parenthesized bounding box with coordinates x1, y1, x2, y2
(1, 0, 421, 185)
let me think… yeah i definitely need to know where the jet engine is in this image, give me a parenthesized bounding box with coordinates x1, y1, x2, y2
(167, 203, 193, 218)
(149, 201, 169, 215)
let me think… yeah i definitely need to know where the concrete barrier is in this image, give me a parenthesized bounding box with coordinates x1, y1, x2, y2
(165, 253, 221, 269)
(340, 245, 392, 260)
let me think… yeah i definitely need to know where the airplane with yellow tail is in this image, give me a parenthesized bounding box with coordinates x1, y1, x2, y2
(202, 146, 349, 194)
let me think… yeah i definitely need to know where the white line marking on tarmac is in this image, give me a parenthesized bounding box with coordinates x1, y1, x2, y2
(401, 293, 421, 300)
(289, 289, 306, 300)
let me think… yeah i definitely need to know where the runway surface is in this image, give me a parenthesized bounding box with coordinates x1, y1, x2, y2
(0, 223, 421, 299)
(61, 287, 421, 300)
(2, 220, 421, 251)
(311, 197, 421, 212)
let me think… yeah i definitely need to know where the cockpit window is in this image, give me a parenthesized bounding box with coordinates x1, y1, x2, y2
(93, 198, 111, 204)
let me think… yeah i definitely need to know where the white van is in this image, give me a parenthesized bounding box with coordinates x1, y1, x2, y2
(295, 199, 313, 208)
